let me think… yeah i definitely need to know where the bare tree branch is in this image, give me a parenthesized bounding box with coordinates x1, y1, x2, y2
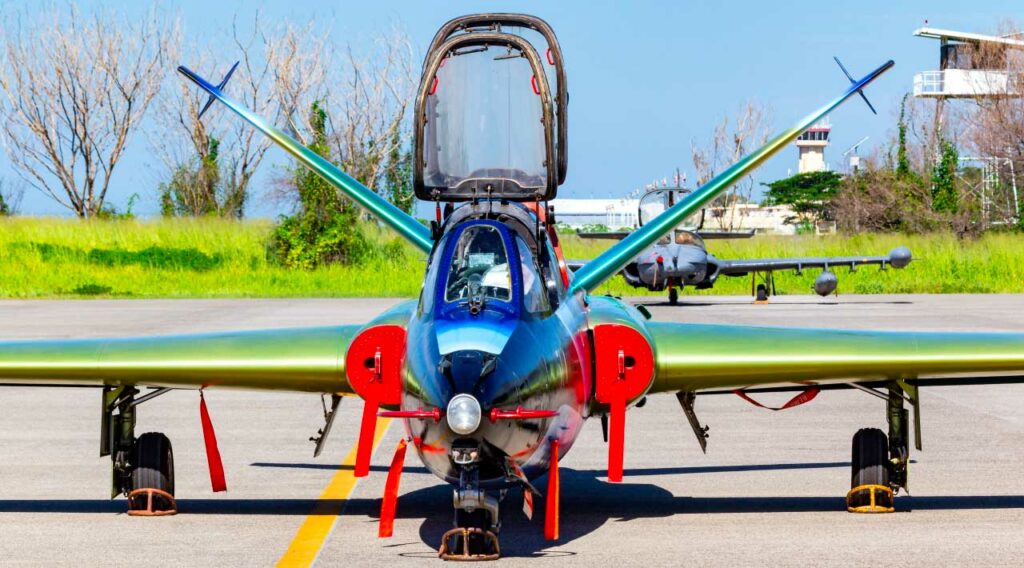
(0, 5, 178, 217)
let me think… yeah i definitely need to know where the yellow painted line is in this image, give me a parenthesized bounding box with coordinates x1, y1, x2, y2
(276, 417, 392, 568)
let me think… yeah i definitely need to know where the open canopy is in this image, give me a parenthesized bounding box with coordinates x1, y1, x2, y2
(414, 14, 567, 202)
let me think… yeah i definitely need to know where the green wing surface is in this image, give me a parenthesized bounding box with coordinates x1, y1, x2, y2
(648, 322, 1024, 393)
(0, 326, 359, 393)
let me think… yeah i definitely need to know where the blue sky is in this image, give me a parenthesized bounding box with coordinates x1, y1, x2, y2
(5, 0, 1020, 216)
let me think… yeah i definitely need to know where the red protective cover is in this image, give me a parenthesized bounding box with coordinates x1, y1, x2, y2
(592, 324, 654, 483)
(544, 438, 560, 540)
(378, 438, 408, 538)
(345, 324, 406, 477)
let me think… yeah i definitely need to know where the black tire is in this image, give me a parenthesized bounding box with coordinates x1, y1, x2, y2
(129, 432, 175, 511)
(850, 428, 891, 509)
(668, 287, 679, 305)
(755, 284, 769, 301)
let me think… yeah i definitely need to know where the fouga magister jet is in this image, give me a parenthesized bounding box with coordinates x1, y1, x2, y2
(574, 188, 914, 303)
(3, 13, 1024, 561)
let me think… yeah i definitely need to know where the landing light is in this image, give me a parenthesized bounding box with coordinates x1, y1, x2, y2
(447, 394, 482, 435)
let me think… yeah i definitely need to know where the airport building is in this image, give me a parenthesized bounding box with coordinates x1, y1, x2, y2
(549, 198, 640, 229)
(912, 26, 1024, 98)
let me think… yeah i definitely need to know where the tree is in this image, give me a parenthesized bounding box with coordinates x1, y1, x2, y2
(895, 94, 912, 179)
(762, 171, 843, 226)
(931, 138, 960, 214)
(270, 101, 374, 268)
(383, 126, 414, 214)
(0, 179, 25, 216)
(955, 20, 1024, 226)
(0, 6, 177, 217)
(690, 101, 771, 230)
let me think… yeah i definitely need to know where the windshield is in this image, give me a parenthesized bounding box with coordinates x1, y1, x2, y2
(423, 45, 547, 194)
(444, 225, 512, 303)
(674, 231, 705, 247)
(639, 189, 703, 230)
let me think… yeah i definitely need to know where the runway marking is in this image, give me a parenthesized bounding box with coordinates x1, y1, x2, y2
(276, 417, 392, 568)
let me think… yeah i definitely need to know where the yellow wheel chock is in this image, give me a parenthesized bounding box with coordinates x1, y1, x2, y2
(846, 484, 895, 513)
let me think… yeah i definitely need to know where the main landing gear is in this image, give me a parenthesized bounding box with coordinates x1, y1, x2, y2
(667, 285, 679, 305)
(440, 467, 501, 561)
(847, 382, 919, 513)
(751, 272, 775, 303)
(102, 386, 177, 515)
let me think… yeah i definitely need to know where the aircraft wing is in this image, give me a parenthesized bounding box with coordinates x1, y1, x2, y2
(698, 230, 755, 240)
(577, 230, 755, 240)
(576, 231, 630, 240)
(0, 326, 360, 393)
(646, 321, 1024, 394)
(714, 251, 908, 276)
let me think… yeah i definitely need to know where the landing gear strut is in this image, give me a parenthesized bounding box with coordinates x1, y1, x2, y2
(846, 381, 918, 513)
(102, 386, 177, 515)
(440, 467, 500, 560)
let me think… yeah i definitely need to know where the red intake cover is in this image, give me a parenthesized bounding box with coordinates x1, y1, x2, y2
(345, 324, 406, 478)
(345, 324, 406, 405)
(593, 323, 654, 405)
(592, 323, 654, 483)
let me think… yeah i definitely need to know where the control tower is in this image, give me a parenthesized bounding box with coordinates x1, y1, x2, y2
(794, 119, 830, 173)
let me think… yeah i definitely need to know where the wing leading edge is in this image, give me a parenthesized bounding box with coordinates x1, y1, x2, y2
(648, 321, 1024, 393)
(714, 247, 912, 276)
(0, 326, 361, 393)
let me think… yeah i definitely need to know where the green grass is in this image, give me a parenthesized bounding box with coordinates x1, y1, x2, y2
(1, 217, 1023, 298)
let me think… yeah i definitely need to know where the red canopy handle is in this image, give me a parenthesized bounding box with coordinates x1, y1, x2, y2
(531, 75, 540, 95)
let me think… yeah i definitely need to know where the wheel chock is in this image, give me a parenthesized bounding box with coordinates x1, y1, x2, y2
(846, 484, 894, 513)
(438, 527, 500, 561)
(127, 488, 178, 516)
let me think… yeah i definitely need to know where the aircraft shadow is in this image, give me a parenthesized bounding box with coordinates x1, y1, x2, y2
(2, 462, 1020, 558)
(250, 462, 432, 474)
(643, 300, 914, 307)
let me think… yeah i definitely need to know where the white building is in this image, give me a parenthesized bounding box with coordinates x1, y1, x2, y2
(549, 198, 639, 228)
(705, 203, 798, 235)
(912, 27, 1024, 98)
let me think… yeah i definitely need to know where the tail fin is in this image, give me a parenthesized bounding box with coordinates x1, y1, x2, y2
(198, 61, 239, 119)
(834, 57, 877, 115)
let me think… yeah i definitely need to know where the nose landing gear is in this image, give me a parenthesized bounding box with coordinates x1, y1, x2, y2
(441, 468, 501, 560)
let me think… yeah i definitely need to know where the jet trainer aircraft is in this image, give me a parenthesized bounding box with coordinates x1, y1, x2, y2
(2, 14, 1024, 561)
(575, 188, 914, 303)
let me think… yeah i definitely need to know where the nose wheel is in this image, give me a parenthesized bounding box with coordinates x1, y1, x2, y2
(667, 286, 679, 305)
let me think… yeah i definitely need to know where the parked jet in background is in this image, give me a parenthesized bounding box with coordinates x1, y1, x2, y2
(576, 188, 913, 303)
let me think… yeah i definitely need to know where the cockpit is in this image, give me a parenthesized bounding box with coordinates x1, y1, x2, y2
(444, 225, 513, 304)
(434, 216, 558, 319)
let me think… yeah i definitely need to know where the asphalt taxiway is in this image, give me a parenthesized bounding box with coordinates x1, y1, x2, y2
(0, 295, 1021, 567)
